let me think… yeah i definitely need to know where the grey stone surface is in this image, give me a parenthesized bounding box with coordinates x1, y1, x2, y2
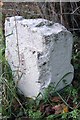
(5, 16, 74, 98)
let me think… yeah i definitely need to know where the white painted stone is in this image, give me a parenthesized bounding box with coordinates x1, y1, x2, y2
(5, 16, 74, 99)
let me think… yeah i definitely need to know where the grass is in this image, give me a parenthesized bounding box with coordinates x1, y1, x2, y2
(0, 28, 3, 119)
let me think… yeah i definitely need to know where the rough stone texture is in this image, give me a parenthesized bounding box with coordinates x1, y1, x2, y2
(5, 16, 74, 98)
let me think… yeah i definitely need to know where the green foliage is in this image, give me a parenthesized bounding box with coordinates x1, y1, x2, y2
(42, 84, 55, 104)
(70, 109, 79, 119)
(1, 62, 28, 118)
(46, 115, 55, 120)
(62, 113, 68, 120)
(61, 109, 80, 120)
(73, 35, 80, 70)
(0, 28, 26, 119)
(0, 28, 3, 119)
(2, 62, 16, 117)
(28, 109, 42, 120)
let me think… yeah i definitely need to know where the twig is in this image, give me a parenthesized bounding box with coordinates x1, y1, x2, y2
(14, 17, 22, 85)
(60, 0, 63, 24)
(71, 6, 80, 14)
(58, 13, 80, 15)
(56, 92, 73, 110)
(14, 17, 20, 68)
(75, 102, 80, 109)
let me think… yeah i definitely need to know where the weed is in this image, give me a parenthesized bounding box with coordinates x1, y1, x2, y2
(28, 109, 42, 120)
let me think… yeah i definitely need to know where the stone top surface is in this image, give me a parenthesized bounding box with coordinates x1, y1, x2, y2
(6, 16, 67, 36)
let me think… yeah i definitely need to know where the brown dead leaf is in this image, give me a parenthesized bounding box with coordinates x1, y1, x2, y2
(52, 103, 68, 114)
(51, 96, 62, 103)
(62, 105, 68, 113)
(40, 104, 55, 116)
(52, 104, 63, 114)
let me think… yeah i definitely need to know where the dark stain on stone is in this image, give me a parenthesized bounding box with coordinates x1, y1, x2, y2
(56, 73, 59, 76)
(52, 49, 54, 52)
(33, 51, 36, 54)
(43, 62, 47, 66)
(45, 36, 51, 45)
(23, 24, 26, 27)
(37, 52, 41, 59)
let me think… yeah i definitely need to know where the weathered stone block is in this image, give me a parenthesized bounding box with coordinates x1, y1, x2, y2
(5, 16, 74, 99)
